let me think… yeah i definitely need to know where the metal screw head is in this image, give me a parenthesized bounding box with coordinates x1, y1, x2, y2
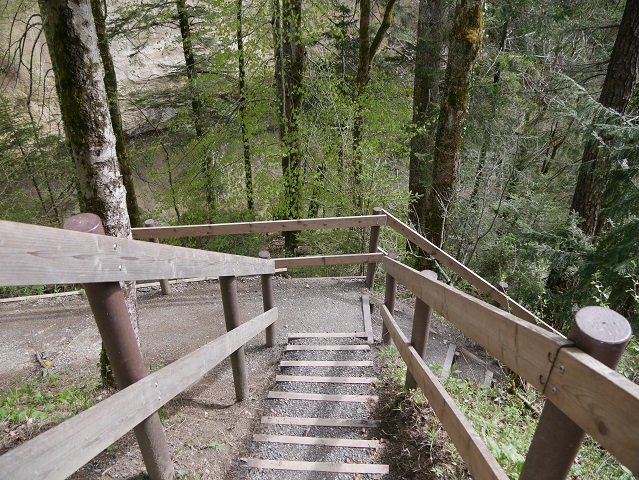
(113, 243, 117, 250)
(118, 265, 122, 271)
(548, 352, 554, 362)
(539, 375, 546, 385)
(551, 386, 558, 395)
(559, 364, 565, 373)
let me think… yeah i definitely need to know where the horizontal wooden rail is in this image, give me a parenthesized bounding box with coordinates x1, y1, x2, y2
(381, 210, 560, 335)
(381, 305, 508, 480)
(0, 308, 278, 480)
(542, 347, 639, 474)
(0, 221, 274, 286)
(383, 257, 571, 391)
(132, 215, 387, 240)
(273, 252, 384, 269)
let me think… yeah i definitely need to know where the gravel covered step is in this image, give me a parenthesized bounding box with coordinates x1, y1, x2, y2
(275, 374, 378, 384)
(284, 344, 370, 351)
(244, 459, 389, 474)
(266, 391, 378, 403)
(253, 434, 380, 448)
(279, 360, 373, 367)
(261, 416, 381, 428)
(287, 332, 368, 339)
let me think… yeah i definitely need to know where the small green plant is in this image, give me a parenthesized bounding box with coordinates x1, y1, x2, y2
(205, 439, 223, 452)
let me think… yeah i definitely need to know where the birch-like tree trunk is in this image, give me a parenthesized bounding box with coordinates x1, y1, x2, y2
(38, 0, 139, 342)
(424, 0, 484, 248)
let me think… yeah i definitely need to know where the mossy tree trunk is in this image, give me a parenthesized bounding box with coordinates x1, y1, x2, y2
(273, 0, 305, 250)
(408, 0, 446, 266)
(424, 0, 484, 248)
(237, 0, 253, 212)
(570, 0, 639, 236)
(91, 0, 141, 229)
(38, 0, 139, 386)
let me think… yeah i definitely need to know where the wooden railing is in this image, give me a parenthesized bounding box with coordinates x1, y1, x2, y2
(0, 216, 278, 480)
(1, 209, 637, 479)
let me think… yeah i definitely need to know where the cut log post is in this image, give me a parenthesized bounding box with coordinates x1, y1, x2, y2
(219, 275, 248, 401)
(259, 250, 276, 347)
(64, 213, 174, 480)
(365, 207, 384, 288)
(405, 270, 437, 390)
(520, 306, 631, 480)
(381, 252, 399, 345)
(143, 219, 171, 295)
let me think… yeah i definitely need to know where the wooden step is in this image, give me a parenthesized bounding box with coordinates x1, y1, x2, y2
(252, 434, 380, 448)
(267, 391, 378, 403)
(275, 374, 377, 384)
(284, 344, 370, 351)
(261, 416, 381, 428)
(244, 459, 389, 474)
(287, 332, 368, 339)
(279, 360, 373, 367)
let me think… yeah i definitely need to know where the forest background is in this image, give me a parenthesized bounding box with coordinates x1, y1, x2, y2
(0, 0, 638, 335)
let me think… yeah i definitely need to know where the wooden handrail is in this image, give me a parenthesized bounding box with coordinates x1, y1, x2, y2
(273, 252, 384, 269)
(380, 209, 561, 335)
(131, 215, 387, 240)
(383, 257, 639, 475)
(383, 256, 570, 391)
(0, 308, 278, 480)
(0, 220, 275, 286)
(381, 305, 508, 480)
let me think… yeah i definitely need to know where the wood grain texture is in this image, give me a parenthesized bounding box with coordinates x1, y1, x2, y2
(0, 308, 278, 480)
(273, 253, 383, 268)
(383, 257, 571, 391)
(132, 215, 387, 239)
(267, 391, 378, 402)
(279, 360, 373, 367)
(382, 306, 508, 480)
(244, 459, 389, 474)
(252, 434, 380, 448)
(361, 295, 374, 343)
(261, 416, 380, 427)
(283, 344, 370, 351)
(381, 210, 558, 333)
(0, 221, 274, 286)
(543, 347, 639, 474)
(275, 375, 377, 384)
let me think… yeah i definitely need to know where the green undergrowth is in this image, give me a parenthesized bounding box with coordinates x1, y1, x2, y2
(376, 345, 636, 479)
(0, 371, 102, 432)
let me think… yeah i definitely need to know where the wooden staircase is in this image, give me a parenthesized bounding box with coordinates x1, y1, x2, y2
(243, 332, 389, 478)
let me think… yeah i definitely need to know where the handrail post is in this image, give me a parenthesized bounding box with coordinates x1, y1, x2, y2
(259, 250, 276, 347)
(520, 306, 631, 480)
(405, 270, 437, 390)
(219, 275, 249, 401)
(64, 213, 174, 480)
(365, 207, 384, 288)
(382, 252, 399, 345)
(144, 219, 171, 295)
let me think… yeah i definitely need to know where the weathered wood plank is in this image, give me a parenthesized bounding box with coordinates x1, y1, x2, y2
(543, 347, 639, 475)
(273, 253, 383, 269)
(244, 459, 389, 474)
(441, 344, 457, 381)
(280, 360, 373, 367)
(483, 370, 494, 388)
(383, 257, 571, 391)
(361, 295, 374, 343)
(261, 417, 380, 427)
(267, 391, 378, 403)
(381, 211, 557, 333)
(275, 375, 377, 384)
(283, 344, 370, 351)
(0, 221, 274, 286)
(382, 306, 508, 480)
(252, 434, 380, 448)
(0, 308, 278, 480)
(132, 215, 387, 239)
(287, 332, 368, 339)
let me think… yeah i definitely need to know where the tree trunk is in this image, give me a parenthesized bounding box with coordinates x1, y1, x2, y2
(424, 0, 484, 248)
(570, 0, 639, 236)
(38, 0, 139, 377)
(408, 0, 446, 264)
(273, 0, 305, 250)
(237, 0, 253, 212)
(91, 0, 142, 228)
(176, 0, 215, 214)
